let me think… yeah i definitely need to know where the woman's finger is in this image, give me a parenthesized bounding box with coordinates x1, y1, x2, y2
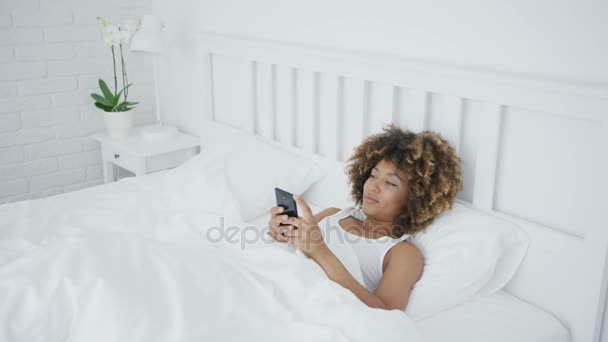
(270, 226, 286, 241)
(271, 214, 290, 227)
(270, 206, 284, 216)
(266, 231, 279, 241)
(277, 224, 294, 236)
(269, 220, 284, 234)
(270, 215, 281, 227)
(283, 230, 302, 244)
(283, 229, 301, 239)
(293, 195, 314, 223)
(286, 217, 304, 230)
(266, 231, 287, 243)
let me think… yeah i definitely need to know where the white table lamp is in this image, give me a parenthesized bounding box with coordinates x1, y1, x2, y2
(130, 14, 178, 142)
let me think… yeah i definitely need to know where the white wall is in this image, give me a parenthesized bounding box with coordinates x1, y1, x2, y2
(0, 0, 156, 204)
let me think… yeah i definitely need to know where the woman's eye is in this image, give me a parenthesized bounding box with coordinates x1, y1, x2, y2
(386, 181, 396, 187)
(369, 174, 377, 179)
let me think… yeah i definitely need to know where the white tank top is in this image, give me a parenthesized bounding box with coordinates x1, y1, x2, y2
(317, 206, 412, 292)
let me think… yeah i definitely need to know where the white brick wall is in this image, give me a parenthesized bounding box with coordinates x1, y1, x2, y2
(0, 0, 156, 204)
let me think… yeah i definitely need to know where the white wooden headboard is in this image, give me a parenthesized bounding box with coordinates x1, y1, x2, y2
(191, 31, 608, 342)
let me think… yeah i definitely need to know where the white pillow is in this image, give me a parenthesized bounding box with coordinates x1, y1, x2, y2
(200, 128, 325, 222)
(405, 202, 530, 320)
(160, 147, 241, 217)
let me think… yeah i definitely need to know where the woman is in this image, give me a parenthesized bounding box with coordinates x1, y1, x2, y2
(267, 124, 464, 311)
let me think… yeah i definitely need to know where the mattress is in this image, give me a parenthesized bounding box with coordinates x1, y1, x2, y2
(414, 290, 570, 342)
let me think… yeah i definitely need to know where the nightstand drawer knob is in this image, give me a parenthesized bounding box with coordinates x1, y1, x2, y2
(114, 153, 120, 159)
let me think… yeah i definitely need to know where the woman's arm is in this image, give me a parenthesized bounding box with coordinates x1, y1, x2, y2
(311, 242, 423, 310)
(297, 206, 389, 308)
(283, 196, 423, 310)
(373, 242, 424, 310)
(268, 207, 340, 243)
(313, 207, 341, 223)
(311, 246, 389, 309)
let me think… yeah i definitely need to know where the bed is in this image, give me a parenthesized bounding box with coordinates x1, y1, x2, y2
(1, 31, 607, 342)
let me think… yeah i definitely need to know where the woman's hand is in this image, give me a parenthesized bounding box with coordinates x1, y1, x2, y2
(282, 195, 327, 258)
(267, 205, 293, 243)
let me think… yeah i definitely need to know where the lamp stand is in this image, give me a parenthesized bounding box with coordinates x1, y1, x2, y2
(140, 55, 177, 142)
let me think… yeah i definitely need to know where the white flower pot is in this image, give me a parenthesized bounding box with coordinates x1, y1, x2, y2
(102, 109, 135, 140)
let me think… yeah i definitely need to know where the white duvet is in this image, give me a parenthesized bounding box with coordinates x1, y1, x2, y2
(0, 167, 422, 342)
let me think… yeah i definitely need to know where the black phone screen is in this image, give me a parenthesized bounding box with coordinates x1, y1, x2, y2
(275, 187, 298, 223)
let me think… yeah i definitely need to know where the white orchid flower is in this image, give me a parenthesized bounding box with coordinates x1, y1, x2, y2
(117, 30, 130, 44)
(123, 19, 137, 34)
(103, 24, 120, 47)
(96, 16, 107, 27)
(118, 19, 136, 44)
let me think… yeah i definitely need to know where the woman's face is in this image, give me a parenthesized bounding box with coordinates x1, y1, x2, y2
(362, 159, 409, 223)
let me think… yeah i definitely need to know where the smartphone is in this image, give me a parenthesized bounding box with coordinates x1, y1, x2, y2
(275, 187, 298, 226)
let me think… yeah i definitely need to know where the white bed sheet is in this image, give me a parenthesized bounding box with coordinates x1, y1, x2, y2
(0, 169, 424, 342)
(0, 164, 568, 342)
(415, 290, 570, 342)
(246, 199, 570, 342)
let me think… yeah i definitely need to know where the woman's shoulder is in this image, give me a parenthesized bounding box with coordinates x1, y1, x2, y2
(387, 241, 424, 266)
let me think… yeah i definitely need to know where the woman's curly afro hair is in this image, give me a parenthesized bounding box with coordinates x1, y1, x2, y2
(345, 123, 464, 236)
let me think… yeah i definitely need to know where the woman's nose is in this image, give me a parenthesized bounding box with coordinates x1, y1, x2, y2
(369, 179, 380, 192)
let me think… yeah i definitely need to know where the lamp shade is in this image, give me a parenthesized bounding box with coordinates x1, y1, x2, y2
(130, 14, 163, 53)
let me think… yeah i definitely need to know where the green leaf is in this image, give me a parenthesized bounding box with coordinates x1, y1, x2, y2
(91, 93, 113, 107)
(115, 83, 133, 102)
(113, 100, 139, 112)
(110, 93, 119, 106)
(90, 92, 107, 104)
(98, 79, 114, 103)
(94, 102, 113, 111)
(113, 102, 130, 112)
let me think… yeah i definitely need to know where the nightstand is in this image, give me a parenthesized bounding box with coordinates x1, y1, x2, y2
(92, 125, 200, 183)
